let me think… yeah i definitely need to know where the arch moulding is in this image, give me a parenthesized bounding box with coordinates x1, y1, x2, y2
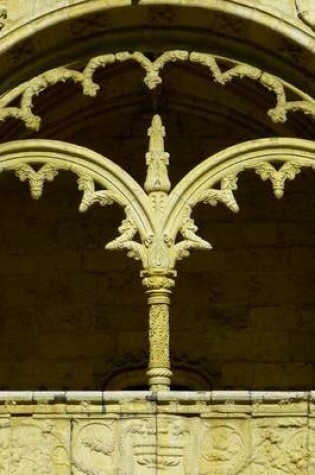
(0, 130, 314, 390)
(1, 1, 315, 96)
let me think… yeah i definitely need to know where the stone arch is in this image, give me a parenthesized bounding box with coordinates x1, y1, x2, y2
(1, 0, 315, 390)
(1, 1, 315, 97)
(0, 138, 153, 245)
(165, 137, 315, 250)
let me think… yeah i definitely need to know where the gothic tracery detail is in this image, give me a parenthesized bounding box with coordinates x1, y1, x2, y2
(254, 161, 302, 199)
(0, 118, 313, 275)
(0, 113, 313, 393)
(1, 50, 315, 131)
(13, 163, 59, 199)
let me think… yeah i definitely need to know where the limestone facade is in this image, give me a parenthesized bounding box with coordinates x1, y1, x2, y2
(0, 391, 314, 474)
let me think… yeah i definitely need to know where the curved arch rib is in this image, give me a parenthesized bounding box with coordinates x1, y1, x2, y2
(0, 139, 154, 265)
(163, 138, 315, 266)
(1, 51, 315, 132)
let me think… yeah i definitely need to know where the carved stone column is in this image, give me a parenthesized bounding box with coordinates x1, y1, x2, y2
(142, 271, 176, 391)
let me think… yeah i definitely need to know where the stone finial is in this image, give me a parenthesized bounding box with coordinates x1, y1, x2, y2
(144, 114, 171, 194)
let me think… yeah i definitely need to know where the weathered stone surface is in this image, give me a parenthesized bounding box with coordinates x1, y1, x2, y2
(0, 392, 314, 474)
(0, 0, 313, 472)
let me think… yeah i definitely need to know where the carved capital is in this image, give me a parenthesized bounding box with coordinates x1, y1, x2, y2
(142, 272, 176, 293)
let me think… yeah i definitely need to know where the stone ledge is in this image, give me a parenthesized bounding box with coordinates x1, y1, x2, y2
(0, 390, 312, 415)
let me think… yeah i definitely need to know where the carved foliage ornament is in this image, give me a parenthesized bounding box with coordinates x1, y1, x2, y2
(0, 414, 312, 474)
(0, 126, 314, 276)
(1, 50, 315, 130)
(199, 419, 309, 475)
(105, 117, 315, 271)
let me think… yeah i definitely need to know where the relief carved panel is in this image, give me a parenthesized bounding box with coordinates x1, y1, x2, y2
(72, 420, 116, 475)
(0, 419, 10, 475)
(199, 419, 250, 475)
(120, 416, 192, 475)
(251, 418, 309, 474)
(10, 418, 70, 475)
(0, 405, 312, 474)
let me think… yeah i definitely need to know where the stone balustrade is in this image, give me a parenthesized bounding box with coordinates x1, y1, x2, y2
(0, 390, 314, 473)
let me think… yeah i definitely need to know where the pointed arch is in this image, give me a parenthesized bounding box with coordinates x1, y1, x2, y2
(164, 138, 315, 243)
(0, 139, 154, 245)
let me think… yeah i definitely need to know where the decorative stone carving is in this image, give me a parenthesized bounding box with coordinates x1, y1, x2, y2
(199, 422, 249, 474)
(0, 420, 10, 475)
(13, 163, 58, 199)
(72, 420, 116, 475)
(197, 174, 240, 212)
(172, 208, 212, 263)
(10, 418, 70, 475)
(0, 393, 312, 474)
(144, 114, 171, 194)
(77, 175, 117, 212)
(105, 209, 145, 262)
(0, 129, 314, 389)
(1, 50, 315, 131)
(254, 161, 301, 198)
(121, 416, 189, 474)
(251, 419, 309, 473)
(0, 6, 6, 32)
(142, 272, 175, 391)
(0, 119, 312, 280)
(296, 0, 315, 31)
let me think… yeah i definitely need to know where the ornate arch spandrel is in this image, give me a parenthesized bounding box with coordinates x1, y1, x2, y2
(0, 50, 315, 132)
(0, 136, 179, 392)
(0, 139, 154, 253)
(2, 0, 315, 102)
(163, 137, 315, 259)
(1, 128, 315, 392)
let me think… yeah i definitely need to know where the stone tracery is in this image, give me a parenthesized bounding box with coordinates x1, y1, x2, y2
(0, 1, 314, 471)
(0, 50, 315, 132)
(0, 115, 314, 389)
